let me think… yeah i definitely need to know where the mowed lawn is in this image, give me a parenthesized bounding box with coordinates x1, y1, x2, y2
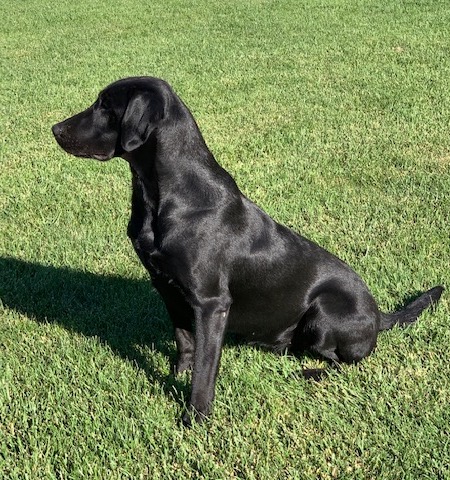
(1, 0, 449, 478)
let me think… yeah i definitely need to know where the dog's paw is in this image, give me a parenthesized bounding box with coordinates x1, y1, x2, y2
(302, 368, 328, 381)
(182, 406, 208, 427)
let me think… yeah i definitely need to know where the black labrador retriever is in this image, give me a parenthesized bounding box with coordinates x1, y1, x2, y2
(52, 77, 443, 425)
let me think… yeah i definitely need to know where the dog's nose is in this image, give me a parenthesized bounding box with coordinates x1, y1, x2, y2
(52, 123, 63, 137)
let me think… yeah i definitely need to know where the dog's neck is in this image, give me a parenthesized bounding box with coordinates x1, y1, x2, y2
(123, 112, 241, 220)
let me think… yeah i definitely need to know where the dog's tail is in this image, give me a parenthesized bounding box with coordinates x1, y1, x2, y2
(379, 285, 444, 331)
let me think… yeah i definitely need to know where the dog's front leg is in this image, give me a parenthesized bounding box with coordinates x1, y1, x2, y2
(182, 298, 230, 426)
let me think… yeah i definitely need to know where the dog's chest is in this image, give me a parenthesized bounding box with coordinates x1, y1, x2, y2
(127, 170, 166, 277)
(128, 213, 164, 277)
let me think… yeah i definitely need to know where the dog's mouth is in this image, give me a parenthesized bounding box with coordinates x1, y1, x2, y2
(92, 154, 111, 161)
(81, 152, 111, 161)
(53, 133, 112, 161)
(52, 124, 114, 161)
(65, 151, 112, 161)
(54, 141, 111, 161)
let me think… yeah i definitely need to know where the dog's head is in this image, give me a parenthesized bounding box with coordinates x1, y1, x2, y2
(52, 77, 167, 161)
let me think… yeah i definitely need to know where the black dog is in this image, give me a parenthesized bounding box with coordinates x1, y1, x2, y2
(52, 77, 443, 425)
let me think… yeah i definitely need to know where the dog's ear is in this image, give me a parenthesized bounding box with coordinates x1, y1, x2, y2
(121, 91, 164, 152)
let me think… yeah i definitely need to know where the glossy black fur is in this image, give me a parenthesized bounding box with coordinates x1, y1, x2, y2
(52, 77, 444, 425)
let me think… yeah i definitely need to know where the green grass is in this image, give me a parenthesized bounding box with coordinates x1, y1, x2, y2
(1, 0, 449, 478)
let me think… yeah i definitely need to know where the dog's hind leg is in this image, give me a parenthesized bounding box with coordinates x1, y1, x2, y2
(174, 324, 195, 374)
(292, 298, 378, 369)
(309, 315, 378, 365)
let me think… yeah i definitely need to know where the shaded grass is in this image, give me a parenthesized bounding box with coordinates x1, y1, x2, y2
(1, 0, 449, 478)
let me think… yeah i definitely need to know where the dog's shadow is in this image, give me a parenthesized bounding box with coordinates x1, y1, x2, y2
(0, 256, 191, 404)
(6, 257, 428, 400)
